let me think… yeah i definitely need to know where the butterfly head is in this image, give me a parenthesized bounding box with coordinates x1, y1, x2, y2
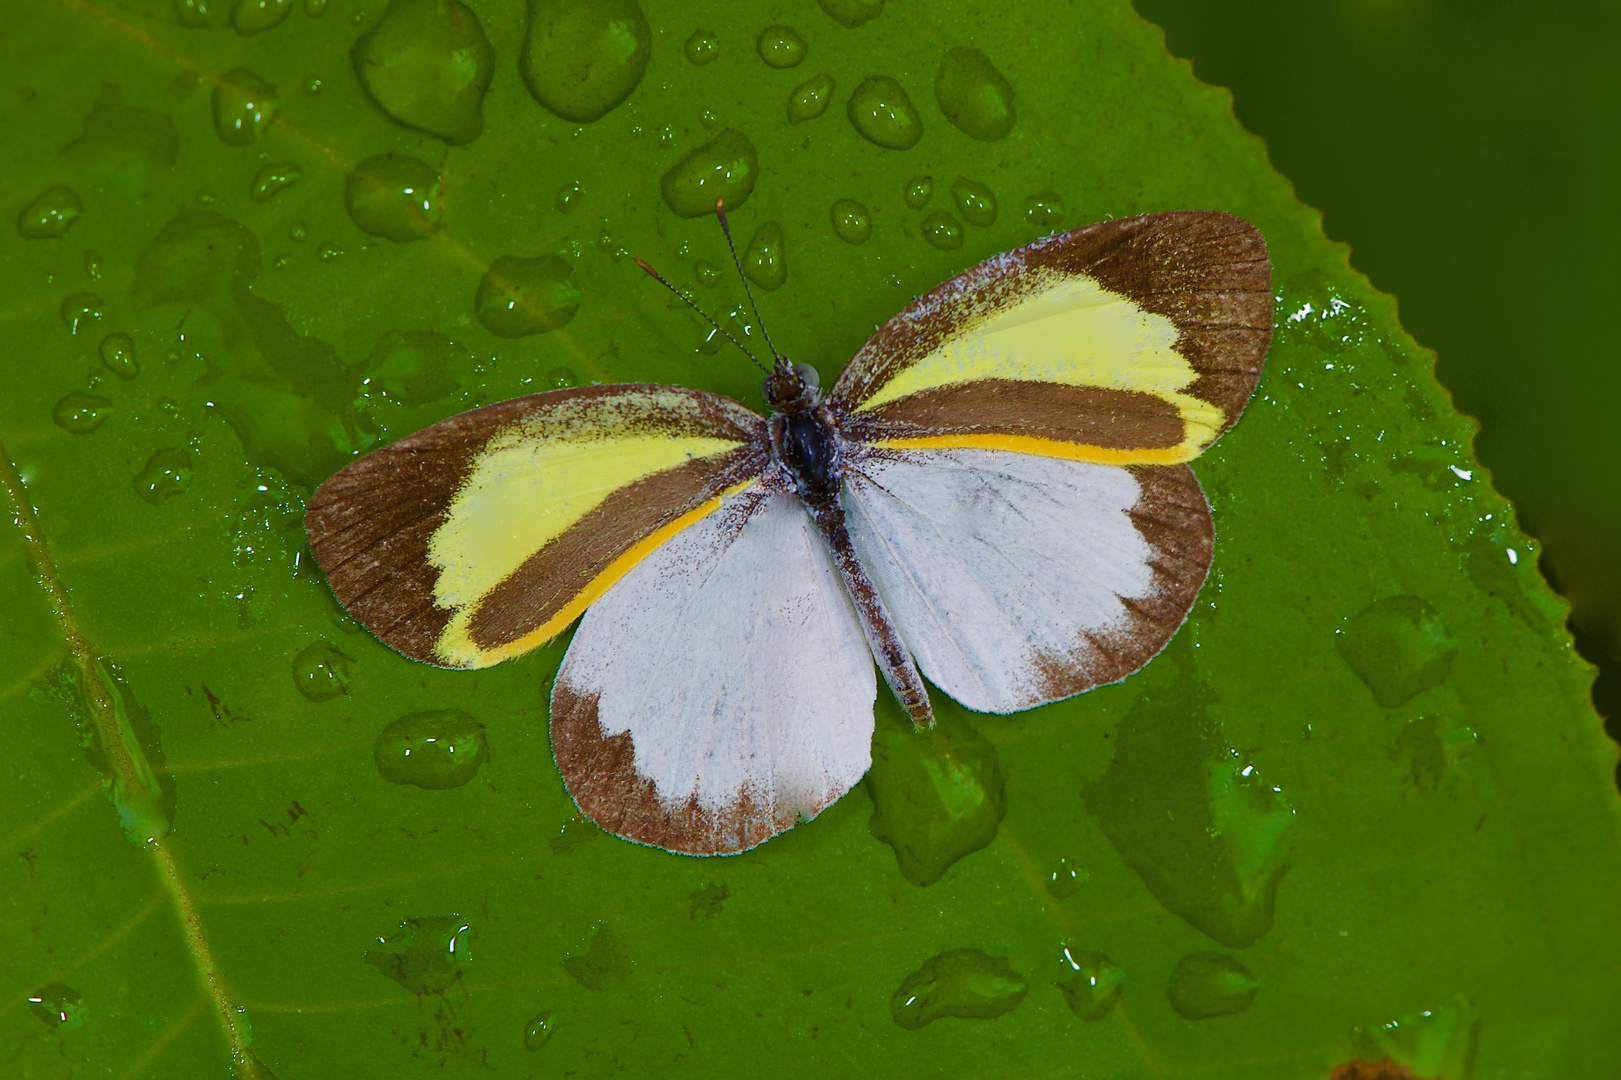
(763, 361, 820, 415)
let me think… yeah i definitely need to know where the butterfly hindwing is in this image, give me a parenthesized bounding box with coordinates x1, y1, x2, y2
(305, 385, 768, 669)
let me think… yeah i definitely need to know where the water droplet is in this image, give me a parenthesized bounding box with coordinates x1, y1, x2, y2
(684, 28, 719, 65)
(60, 292, 104, 335)
(694, 259, 721, 287)
(520, 0, 651, 123)
(133, 447, 192, 504)
(304, 0, 327, 15)
(292, 640, 351, 701)
(699, 108, 719, 130)
(100, 333, 139, 380)
(365, 915, 473, 995)
(659, 128, 758, 217)
(546, 365, 577, 389)
(563, 923, 631, 991)
(934, 46, 1015, 141)
(1353, 995, 1478, 1078)
(1336, 596, 1458, 708)
(475, 254, 581, 337)
(344, 153, 442, 242)
(164, 349, 182, 364)
(787, 73, 835, 123)
(53, 392, 113, 434)
(813, 0, 882, 28)
(1024, 190, 1064, 231)
(173, 0, 213, 27)
(866, 696, 1005, 886)
(596, 227, 628, 260)
(249, 162, 301, 203)
(63, 84, 179, 171)
(920, 212, 961, 250)
(232, 0, 293, 36)
(16, 186, 82, 239)
(1166, 952, 1257, 1020)
(1057, 949, 1122, 1021)
(903, 175, 932, 208)
(352, 0, 495, 144)
(890, 949, 1026, 1029)
(289, 220, 308, 242)
(303, 76, 322, 96)
(551, 813, 599, 852)
(688, 882, 728, 918)
(374, 709, 488, 789)
(212, 68, 278, 145)
(846, 75, 921, 149)
(950, 175, 996, 227)
(317, 242, 343, 261)
(348, 329, 476, 441)
(756, 24, 807, 68)
(743, 221, 786, 291)
(84, 249, 103, 279)
(196, 190, 219, 205)
(830, 198, 871, 244)
(523, 1010, 554, 1051)
(27, 983, 86, 1028)
(1044, 857, 1087, 898)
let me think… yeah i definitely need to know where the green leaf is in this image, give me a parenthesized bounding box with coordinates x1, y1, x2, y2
(3, 1, 1618, 1077)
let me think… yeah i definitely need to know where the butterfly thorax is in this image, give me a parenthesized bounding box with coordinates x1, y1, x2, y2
(764, 361, 844, 502)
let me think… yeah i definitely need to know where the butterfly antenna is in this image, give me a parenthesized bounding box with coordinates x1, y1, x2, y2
(714, 197, 786, 372)
(632, 257, 770, 374)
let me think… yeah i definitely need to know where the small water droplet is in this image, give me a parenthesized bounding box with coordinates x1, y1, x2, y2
(302, 76, 322, 96)
(787, 73, 834, 123)
(232, 0, 294, 36)
(351, 9, 365, 24)
(813, 0, 882, 28)
(289, 220, 308, 242)
(562, 922, 632, 991)
(164, 348, 182, 365)
(846, 75, 921, 149)
(292, 640, 351, 701)
(659, 128, 758, 217)
(212, 68, 278, 145)
(595, 227, 629, 261)
(657, 123, 675, 148)
(520, 0, 651, 123)
(173, 0, 213, 27)
(1056, 949, 1123, 1021)
(345, 153, 442, 241)
(694, 259, 721, 287)
(365, 915, 473, 995)
(17, 186, 83, 239)
(83, 249, 103, 279)
(195, 190, 218, 205)
(52, 392, 113, 434)
(317, 242, 343, 261)
(1044, 857, 1086, 898)
(756, 24, 807, 68)
(552, 180, 582, 214)
(699, 108, 719, 130)
(934, 46, 1015, 141)
(1024, 190, 1064, 231)
(743, 221, 786, 291)
(250, 162, 301, 203)
(1166, 952, 1257, 1020)
(546, 365, 577, 389)
(100, 333, 139, 379)
(352, 0, 495, 144)
(684, 28, 719, 65)
(304, 0, 328, 15)
(890, 949, 1027, 1029)
(920, 211, 962, 250)
(688, 882, 728, 918)
(551, 814, 600, 852)
(60, 292, 104, 335)
(475, 254, 581, 337)
(903, 175, 932, 208)
(950, 175, 996, 227)
(830, 198, 870, 244)
(1336, 596, 1458, 708)
(27, 984, 85, 1028)
(374, 709, 488, 789)
(133, 447, 193, 504)
(523, 1010, 555, 1051)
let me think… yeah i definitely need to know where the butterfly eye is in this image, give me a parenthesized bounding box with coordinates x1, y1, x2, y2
(792, 363, 820, 393)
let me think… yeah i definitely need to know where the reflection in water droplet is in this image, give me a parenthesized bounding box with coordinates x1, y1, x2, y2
(950, 175, 996, 227)
(345, 153, 442, 242)
(846, 76, 921, 149)
(563, 922, 632, 991)
(787, 73, 835, 123)
(1336, 595, 1458, 708)
(1166, 952, 1257, 1020)
(212, 69, 278, 145)
(84, 249, 103, 279)
(475, 254, 581, 337)
(292, 640, 351, 701)
(684, 29, 719, 65)
(523, 1010, 554, 1051)
(831, 198, 871, 244)
(53, 392, 113, 434)
(920, 212, 962, 250)
(352, 0, 495, 144)
(554, 180, 582, 214)
(61, 292, 104, 335)
(903, 175, 932, 209)
(28, 983, 86, 1028)
(365, 915, 473, 995)
(743, 221, 786, 291)
(814, 0, 882, 28)
(1057, 948, 1123, 1021)
(133, 447, 193, 504)
(891, 949, 1026, 1029)
(660, 128, 758, 217)
(1024, 190, 1064, 231)
(173, 0, 213, 28)
(1044, 856, 1086, 898)
(694, 259, 721, 287)
(756, 24, 807, 68)
(374, 709, 488, 789)
(100, 333, 139, 379)
(232, 0, 294, 36)
(250, 162, 301, 203)
(520, 0, 651, 123)
(17, 186, 82, 239)
(934, 46, 1015, 141)
(317, 242, 343, 262)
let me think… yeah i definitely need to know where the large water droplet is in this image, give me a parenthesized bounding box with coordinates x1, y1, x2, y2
(1336, 595, 1458, 708)
(292, 640, 351, 701)
(345, 153, 442, 242)
(100, 333, 139, 379)
(743, 221, 786, 291)
(787, 73, 834, 123)
(890, 949, 1026, 1029)
(950, 175, 996, 227)
(365, 915, 473, 995)
(563, 923, 631, 991)
(813, 0, 881, 28)
(1057, 949, 1123, 1021)
(659, 128, 758, 217)
(212, 68, 278, 145)
(684, 29, 719, 66)
(831, 198, 870, 244)
(374, 709, 488, 789)
(520, 0, 651, 123)
(1024, 190, 1064, 231)
(475, 254, 581, 337)
(249, 162, 301, 203)
(60, 292, 103, 335)
(523, 1010, 554, 1051)
(232, 0, 293, 35)
(903, 175, 932, 208)
(352, 0, 495, 144)
(27, 983, 86, 1028)
(934, 47, 1015, 141)
(16, 186, 82, 239)
(133, 447, 192, 504)
(920, 211, 961, 250)
(1166, 952, 1257, 1020)
(53, 392, 113, 434)
(756, 24, 806, 68)
(173, 0, 212, 27)
(846, 76, 921, 149)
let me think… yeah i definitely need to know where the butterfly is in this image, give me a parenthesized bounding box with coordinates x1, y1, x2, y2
(305, 208, 1270, 856)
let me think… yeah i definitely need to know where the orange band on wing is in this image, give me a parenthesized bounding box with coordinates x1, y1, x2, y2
(871, 434, 1196, 465)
